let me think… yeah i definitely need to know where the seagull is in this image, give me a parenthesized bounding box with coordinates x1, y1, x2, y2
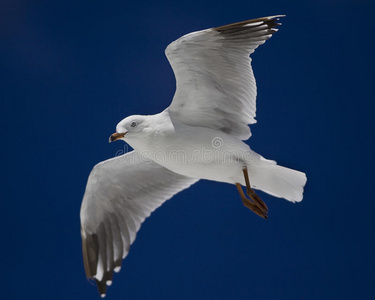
(80, 15, 307, 297)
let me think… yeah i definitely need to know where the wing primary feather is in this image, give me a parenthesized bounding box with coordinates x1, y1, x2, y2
(96, 223, 107, 279)
(95, 223, 109, 296)
(214, 15, 284, 32)
(103, 220, 114, 279)
(95, 278, 107, 298)
(115, 211, 132, 256)
(81, 227, 99, 279)
(108, 213, 124, 269)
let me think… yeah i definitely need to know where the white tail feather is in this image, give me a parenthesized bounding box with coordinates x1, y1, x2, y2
(249, 157, 307, 202)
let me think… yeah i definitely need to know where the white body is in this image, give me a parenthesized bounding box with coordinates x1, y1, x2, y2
(125, 111, 251, 184)
(122, 110, 306, 202)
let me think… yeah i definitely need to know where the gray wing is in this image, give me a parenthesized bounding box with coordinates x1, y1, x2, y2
(166, 15, 284, 140)
(80, 151, 198, 297)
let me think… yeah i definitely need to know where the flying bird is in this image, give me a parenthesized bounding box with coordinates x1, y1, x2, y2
(80, 15, 307, 297)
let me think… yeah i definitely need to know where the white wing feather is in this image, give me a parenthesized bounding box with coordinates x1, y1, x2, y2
(80, 151, 198, 296)
(166, 15, 284, 140)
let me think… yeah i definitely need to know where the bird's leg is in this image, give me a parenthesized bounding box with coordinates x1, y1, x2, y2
(236, 183, 268, 219)
(242, 168, 268, 213)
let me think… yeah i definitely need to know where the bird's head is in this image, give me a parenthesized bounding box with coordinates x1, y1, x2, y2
(109, 115, 148, 143)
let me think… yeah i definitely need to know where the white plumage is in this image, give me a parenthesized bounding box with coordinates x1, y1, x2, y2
(80, 151, 197, 293)
(80, 15, 307, 297)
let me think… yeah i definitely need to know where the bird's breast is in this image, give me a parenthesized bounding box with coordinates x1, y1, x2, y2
(131, 125, 252, 183)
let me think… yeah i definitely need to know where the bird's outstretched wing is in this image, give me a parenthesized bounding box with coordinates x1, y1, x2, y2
(166, 15, 284, 140)
(80, 151, 198, 297)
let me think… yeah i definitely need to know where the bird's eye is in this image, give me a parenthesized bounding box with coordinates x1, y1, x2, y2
(130, 121, 137, 128)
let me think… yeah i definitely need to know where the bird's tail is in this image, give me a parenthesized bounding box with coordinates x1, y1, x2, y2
(248, 156, 307, 202)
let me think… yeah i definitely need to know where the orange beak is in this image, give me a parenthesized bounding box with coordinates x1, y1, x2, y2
(109, 132, 127, 143)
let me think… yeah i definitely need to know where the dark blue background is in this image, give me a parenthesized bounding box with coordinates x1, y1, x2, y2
(2, 0, 374, 299)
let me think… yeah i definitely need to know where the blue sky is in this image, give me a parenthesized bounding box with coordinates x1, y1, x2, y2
(2, 0, 374, 299)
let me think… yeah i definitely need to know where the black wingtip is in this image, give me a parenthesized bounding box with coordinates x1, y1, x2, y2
(93, 268, 115, 297)
(95, 278, 108, 298)
(214, 15, 285, 32)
